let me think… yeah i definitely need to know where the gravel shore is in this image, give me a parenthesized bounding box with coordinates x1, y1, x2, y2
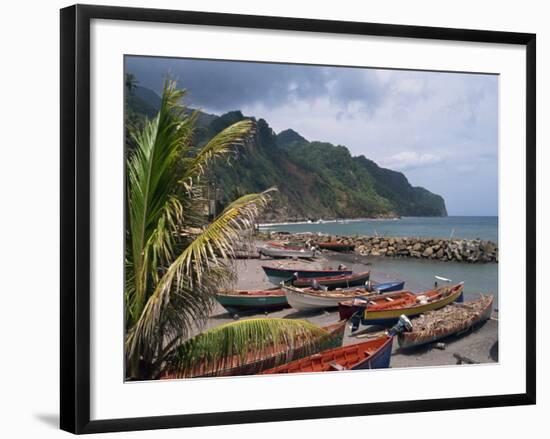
(205, 252, 498, 368)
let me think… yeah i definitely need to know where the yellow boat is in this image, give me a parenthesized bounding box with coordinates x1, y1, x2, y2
(354, 282, 464, 327)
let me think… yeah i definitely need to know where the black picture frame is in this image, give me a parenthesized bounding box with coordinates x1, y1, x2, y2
(60, 4, 536, 434)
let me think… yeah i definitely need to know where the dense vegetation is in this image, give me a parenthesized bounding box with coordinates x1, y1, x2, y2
(127, 84, 447, 222)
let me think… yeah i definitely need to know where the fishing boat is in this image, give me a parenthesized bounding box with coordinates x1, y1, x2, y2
(266, 241, 307, 250)
(338, 289, 413, 320)
(367, 280, 405, 294)
(397, 294, 494, 349)
(260, 335, 394, 373)
(282, 284, 374, 311)
(349, 282, 464, 328)
(262, 265, 352, 285)
(258, 246, 316, 259)
(261, 316, 412, 374)
(317, 242, 356, 252)
(160, 320, 346, 378)
(292, 271, 370, 289)
(215, 288, 288, 313)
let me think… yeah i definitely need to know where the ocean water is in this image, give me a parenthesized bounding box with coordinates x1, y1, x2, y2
(260, 216, 499, 243)
(340, 255, 499, 308)
(261, 216, 499, 307)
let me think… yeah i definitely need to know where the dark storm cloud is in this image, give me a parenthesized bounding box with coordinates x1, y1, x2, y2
(125, 56, 383, 113)
(124, 56, 498, 215)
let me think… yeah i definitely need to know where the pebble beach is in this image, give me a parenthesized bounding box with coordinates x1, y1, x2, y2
(204, 249, 498, 369)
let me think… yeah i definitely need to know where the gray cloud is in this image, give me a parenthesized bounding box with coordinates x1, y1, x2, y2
(125, 56, 498, 216)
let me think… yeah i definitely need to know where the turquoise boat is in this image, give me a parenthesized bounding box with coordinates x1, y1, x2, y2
(215, 288, 289, 313)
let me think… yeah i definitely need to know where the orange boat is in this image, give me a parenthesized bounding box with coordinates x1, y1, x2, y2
(346, 283, 464, 327)
(261, 336, 394, 374)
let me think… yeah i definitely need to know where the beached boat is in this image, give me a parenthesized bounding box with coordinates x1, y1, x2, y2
(349, 283, 464, 328)
(262, 265, 352, 285)
(397, 294, 494, 349)
(317, 242, 356, 252)
(160, 320, 346, 378)
(292, 271, 370, 289)
(258, 246, 316, 259)
(338, 289, 413, 320)
(215, 288, 288, 313)
(260, 335, 394, 373)
(266, 241, 307, 250)
(367, 280, 405, 294)
(283, 284, 374, 311)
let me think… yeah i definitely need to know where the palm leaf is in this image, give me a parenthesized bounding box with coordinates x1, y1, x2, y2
(163, 318, 338, 378)
(180, 119, 256, 190)
(126, 188, 276, 364)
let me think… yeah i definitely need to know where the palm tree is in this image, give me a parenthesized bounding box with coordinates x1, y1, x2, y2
(124, 80, 324, 380)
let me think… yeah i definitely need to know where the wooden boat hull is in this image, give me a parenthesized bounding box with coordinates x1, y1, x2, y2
(260, 335, 393, 374)
(360, 283, 464, 326)
(338, 289, 411, 320)
(215, 289, 288, 312)
(370, 280, 405, 294)
(292, 271, 370, 289)
(397, 295, 494, 348)
(258, 246, 316, 259)
(317, 242, 356, 252)
(283, 284, 372, 311)
(262, 265, 352, 285)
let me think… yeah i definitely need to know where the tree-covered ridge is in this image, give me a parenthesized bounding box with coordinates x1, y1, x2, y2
(126, 84, 447, 221)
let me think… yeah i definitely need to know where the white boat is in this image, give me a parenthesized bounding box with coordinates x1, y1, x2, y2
(282, 284, 370, 311)
(258, 246, 316, 259)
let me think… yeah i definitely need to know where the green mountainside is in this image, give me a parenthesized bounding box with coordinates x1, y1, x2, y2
(126, 85, 447, 221)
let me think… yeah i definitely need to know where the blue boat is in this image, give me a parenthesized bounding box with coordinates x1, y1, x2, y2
(369, 280, 405, 294)
(261, 265, 352, 285)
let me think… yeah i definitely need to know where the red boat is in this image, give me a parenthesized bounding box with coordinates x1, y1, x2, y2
(292, 271, 370, 289)
(260, 335, 393, 374)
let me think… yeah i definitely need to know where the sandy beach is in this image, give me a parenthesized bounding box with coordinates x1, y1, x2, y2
(204, 250, 498, 369)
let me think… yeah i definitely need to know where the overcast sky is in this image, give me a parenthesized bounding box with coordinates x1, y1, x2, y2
(125, 56, 498, 216)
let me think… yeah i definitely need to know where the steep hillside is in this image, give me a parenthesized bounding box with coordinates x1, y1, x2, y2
(125, 86, 447, 221)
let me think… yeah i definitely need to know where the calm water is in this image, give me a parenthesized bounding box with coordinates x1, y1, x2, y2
(330, 253, 499, 308)
(260, 216, 498, 243)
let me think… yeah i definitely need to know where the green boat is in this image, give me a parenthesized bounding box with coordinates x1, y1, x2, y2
(216, 288, 289, 313)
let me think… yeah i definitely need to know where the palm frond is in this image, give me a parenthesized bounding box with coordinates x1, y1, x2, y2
(164, 318, 336, 378)
(180, 119, 255, 190)
(126, 80, 195, 323)
(125, 188, 276, 364)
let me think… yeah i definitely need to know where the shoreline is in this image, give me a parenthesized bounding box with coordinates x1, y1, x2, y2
(258, 232, 498, 264)
(204, 252, 498, 369)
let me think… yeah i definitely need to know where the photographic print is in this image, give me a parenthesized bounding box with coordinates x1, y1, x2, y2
(123, 56, 499, 381)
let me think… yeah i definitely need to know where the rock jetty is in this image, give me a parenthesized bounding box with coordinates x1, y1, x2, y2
(263, 232, 498, 263)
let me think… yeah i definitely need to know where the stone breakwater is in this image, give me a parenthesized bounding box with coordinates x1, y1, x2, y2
(263, 232, 498, 263)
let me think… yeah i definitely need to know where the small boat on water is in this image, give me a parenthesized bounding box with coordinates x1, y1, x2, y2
(367, 280, 405, 294)
(282, 284, 374, 311)
(317, 242, 356, 252)
(215, 288, 288, 313)
(349, 282, 465, 328)
(397, 294, 494, 349)
(260, 335, 394, 374)
(160, 320, 346, 378)
(292, 271, 370, 289)
(258, 246, 316, 259)
(262, 265, 352, 285)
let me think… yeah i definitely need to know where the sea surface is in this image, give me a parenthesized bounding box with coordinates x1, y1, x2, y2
(260, 216, 499, 307)
(260, 216, 499, 243)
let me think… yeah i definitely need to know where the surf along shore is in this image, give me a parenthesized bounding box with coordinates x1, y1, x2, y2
(204, 245, 498, 369)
